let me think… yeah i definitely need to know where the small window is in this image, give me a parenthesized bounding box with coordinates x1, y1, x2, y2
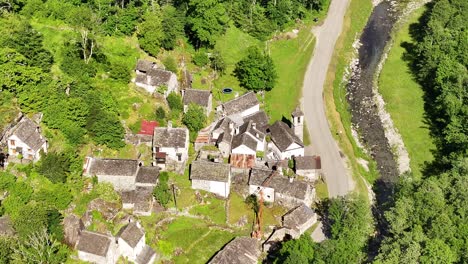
(177, 153, 182, 161)
(10, 140, 15, 146)
(28, 154, 33, 159)
(12, 149, 16, 154)
(28, 148, 32, 152)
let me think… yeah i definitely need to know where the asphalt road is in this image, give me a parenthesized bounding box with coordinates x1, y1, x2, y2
(302, 0, 354, 197)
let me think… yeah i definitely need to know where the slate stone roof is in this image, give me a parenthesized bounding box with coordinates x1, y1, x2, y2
(117, 223, 144, 248)
(183, 89, 211, 107)
(147, 68, 173, 86)
(136, 60, 155, 73)
(136, 245, 157, 264)
(266, 160, 289, 171)
(291, 106, 304, 117)
(231, 133, 257, 152)
(135, 67, 174, 87)
(0, 216, 14, 236)
(136, 166, 159, 184)
(221, 92, 259, 116)
(153, 127, 188, 148)
(243, 111, 269, 132)
(209, 237, 260, 264)
(269, 121, 303, 152)
(294, 156, 321, 171)
(190, 160, 230, 182)
(283, 204, 316, 229)
(88, 158, 139, 177)
(77, 231, 112, 257)
(120, 187, 152, 206)
(249, 169, 311, 200)
(10, 117, 46, 151)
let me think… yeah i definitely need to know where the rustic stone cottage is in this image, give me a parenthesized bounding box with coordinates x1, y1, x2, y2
(7, 116, 47, 162)
(190, 160, 231, 198)
(82, 157, 159, 191)
(182, 89, 213, 115)
(294, 155, 321, 182)
(152, 125, 189, 168)
(268, 121, 304, 160)
(116, 223, 156, 264)
(282, 204, 317, 238)
(134, 59, 178, 98)
(248, 168, 314, 207)
(77, 230, 117, 264)
(216, 91, 259, 118)
(209, 237, 261, 264)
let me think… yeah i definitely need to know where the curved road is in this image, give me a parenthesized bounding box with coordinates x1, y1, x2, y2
(302, 0, 354, 197)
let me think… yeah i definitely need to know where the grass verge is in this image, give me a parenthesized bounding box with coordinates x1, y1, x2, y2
(323, 0, 377, 196)
(378, 7, 433, 179)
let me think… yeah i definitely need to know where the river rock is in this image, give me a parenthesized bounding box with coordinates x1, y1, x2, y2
(63, 214, 84, 248)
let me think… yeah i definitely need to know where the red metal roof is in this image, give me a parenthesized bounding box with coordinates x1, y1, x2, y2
(138, 120, 159, 135)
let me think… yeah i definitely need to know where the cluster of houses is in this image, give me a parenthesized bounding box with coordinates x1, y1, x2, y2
(71, 218, 156, 264)
(0, 58, 325, 264)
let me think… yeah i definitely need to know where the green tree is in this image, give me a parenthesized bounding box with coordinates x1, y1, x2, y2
(110, 61, 130, 82)
(163, 56, 178, 73)
(210, 51, 226, 74)
(182, 104, 206, 132)
(186, 0, 229, 47)
(12, 203, 48, 238)
(87, 105, 125, 149)
(0, 236, 17, 264)
(12, 228, 69, 264)
(156, 106, 166, 123)
(160, 5, 185, 50)
(137, 9, 163, 57)
(275, 235, 315, 263)
(192, 51, 209, 67)
(234, 46, 277, 91)
(36, 152, 70, 184)
(153, 172, 172, 208)
(166, 92, 183, 112)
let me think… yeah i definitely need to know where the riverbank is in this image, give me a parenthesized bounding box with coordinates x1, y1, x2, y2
(378, 5, 434, 179)
(323, 0, 376, 197)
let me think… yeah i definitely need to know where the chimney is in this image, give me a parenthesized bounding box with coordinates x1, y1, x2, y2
(289, 177, 294, 183)
(252, 123, 256, 129)
(168, 121, 173, 128)
(235, 127, 239, 135)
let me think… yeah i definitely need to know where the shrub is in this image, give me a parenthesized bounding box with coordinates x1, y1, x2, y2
(192, 51, 209, 67)
(163, 56, 178, 73)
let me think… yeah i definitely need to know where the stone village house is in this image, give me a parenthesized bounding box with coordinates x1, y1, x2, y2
(268, 120, 304, 160)
(76, 222, 156, 264)
(152, 125, 189, 169)
(216, 91, 260, 118)
(209, 237, 261, 264)
(7, 116, 47, 162)
(190, 160, 231, 198)
(134, 59, 178, 98)
(182, 89, 213, 116)
(82, 158, 159, 215)
(294, 155, 322, 182)
(248, 168, 314, 207)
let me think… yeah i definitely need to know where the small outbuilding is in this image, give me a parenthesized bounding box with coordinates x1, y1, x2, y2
(282, 204, 317, 238)
(294, 155, 321, 181)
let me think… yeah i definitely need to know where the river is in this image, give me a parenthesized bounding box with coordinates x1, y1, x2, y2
(346, 0, 400, 257)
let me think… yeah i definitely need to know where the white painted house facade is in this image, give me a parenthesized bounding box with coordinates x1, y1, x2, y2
(77, 231, 117, 264)
(268, 121, 304, 160)
(153, 126, 189, 166)
(190, 160, 231, 198)
(7, 117, 47, 162)
(134, 59, 178, 98)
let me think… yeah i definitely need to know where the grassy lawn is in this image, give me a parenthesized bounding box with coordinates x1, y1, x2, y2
(315, 179, 329, 200)
(266, 27, 316, 122)
(378, 7, 433, 178)
(143, 216, 237, 264)
(189, 195, 227, 225)
(323, 0, 377, 195)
